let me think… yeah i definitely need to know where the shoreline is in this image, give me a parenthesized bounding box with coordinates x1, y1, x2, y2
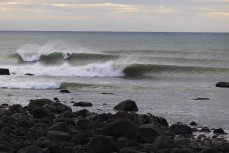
(0, 97, 228, 153)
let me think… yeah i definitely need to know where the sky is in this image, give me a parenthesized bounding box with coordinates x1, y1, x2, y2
(0, 0, 229, 32)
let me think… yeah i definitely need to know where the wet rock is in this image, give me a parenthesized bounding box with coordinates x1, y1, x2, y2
(137, 124, 163, 143)
(0, 141, 13, 153)
(200, 148, 223, 153)
(120, 147, 144, 153)
(53, 97, 60, 102)
(190, 121, 197, 126)
(114, 99, 138, 112)
(77, 119, 96, 129)
(213, 128, 226, 134)
(47, 130, 72, 141)
(28, 99, 53, 111)
(152, 135, 176, 151)
(113, 111, 135, 122)
(9, 104, 25, 113)
(73, 101, 93, 107)
(32, 107, 55, 119)
(216, 142, 229, 152)
(215, 82, 229, 88)
(0, 68, 10, 75)
(101, 92, 114, 95)
(25, 73, 34, 76)
(60, 89, 71, 93)
(193, 98, 210, 100)
(171, 148, 194, 153)
(73, 133, 90, 145)
(48, 122, 71, 133)
(74, 109, 89, 117)
(103, 118, 137, 139)
(45, 102, 72, 114)
(0, 103, 9, 109)
(87, 135, 119, 153)
(201, 126, 211, 133)
(170, 122, 193, 135)
(18, 145, 43, 153)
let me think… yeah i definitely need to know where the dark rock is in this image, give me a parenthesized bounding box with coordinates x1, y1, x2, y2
(171, 148, 194, 153)
(0, 141, 13, 153)
(45, 102, 72, 114)
(190, 121, 197, 126)
(28, 99, 53, 111)
(113, 99, 138, 112)
(0, 68, 10, 75)
(74, 109, 89, 117)
(170, 122, 193, 135)
(101, 92, 114, 95)
(0, 103, 9, 109)
(193, 98, 210, 100)
(120, 148, 144, 153)
(103, 119, 137, 139)
(60, 89, 71, 93)
(18, 145, 43, 153)
(53, 97, 59, 102)
(48, 122, 71, 133)
(35, 137, 61, 153)
(201, 126, 211, 133)
(113, 111, 135, 121)
(213, 128, 226, 134)
(216, 142, 229, 152)
(73, 101, 93, 107)
(9, 104, 25, 113)
(137, 124, 163, 143)
(216, 82, 229, 88)
(25, 73, 34, 76)
(73, 133, 90, 145)
(200, 148, 223, 153)
(77, 119, 96, 129)
(87, 135, 119, 153)
(32, 107, 55, 119)
(103, 118, 137, 139)
(152, 135, 176, 151)
(47, 130, 72, 141)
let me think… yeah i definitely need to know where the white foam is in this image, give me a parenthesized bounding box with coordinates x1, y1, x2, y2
(16, 41, 94, 62)
(6, 61, 124, 77)
(0, 81, 60, 89)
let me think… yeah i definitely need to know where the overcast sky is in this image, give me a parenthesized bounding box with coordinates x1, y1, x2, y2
(0, 0, 229, 32)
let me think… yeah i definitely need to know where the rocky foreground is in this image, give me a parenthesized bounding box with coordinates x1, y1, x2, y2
(0, 98, 228, 153)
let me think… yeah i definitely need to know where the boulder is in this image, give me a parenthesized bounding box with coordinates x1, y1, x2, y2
(47, 130, 72, 141)
(28, 99, 53, 111)
(60, 89, 71, 93)
(103, 118, 137, 139)
(169, 122, 193, 135)
(73, 101, 93, 107)
(201, 126, 211, 133)
(73, 133, 90, 145)
(215, 82, 229, 88)
(137, 124, 163, 143)
(216, 142, 229, 152)
(45, 102, 72, 114)
(193, 98, 210, 100)
(152, 135, 176, 151)
(18, 145, 43, 153)
(213, 128, 226, 134)
(113, 99, 138, 112)
(120, 148, 144, 153)
(32, 107, 55, 119)
(200, 148, 223, 153)
(0, 68, 10, 75)
(74, 109, 89, 117)
(87, 135, 119, 153)
(48, 122, 71, 133)
(9, 104, 25, 113)
(171, 148, 194, 153)
(77, 119, 96, 129)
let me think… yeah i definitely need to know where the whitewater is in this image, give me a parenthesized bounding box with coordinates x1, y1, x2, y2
(0, 31, 229, 131)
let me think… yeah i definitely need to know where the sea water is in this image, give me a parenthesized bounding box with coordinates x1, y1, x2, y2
(0, 31, 229, 130)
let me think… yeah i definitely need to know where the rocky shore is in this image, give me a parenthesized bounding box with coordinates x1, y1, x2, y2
(0, 98, 228, 153)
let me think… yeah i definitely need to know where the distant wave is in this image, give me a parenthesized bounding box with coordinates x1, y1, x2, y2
(123, 64, 229, 78)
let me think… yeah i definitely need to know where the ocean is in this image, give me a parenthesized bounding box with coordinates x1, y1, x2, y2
(0, 31, 229, 130)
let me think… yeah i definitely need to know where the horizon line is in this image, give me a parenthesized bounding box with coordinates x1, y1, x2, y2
(0, 30, 228, 34)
